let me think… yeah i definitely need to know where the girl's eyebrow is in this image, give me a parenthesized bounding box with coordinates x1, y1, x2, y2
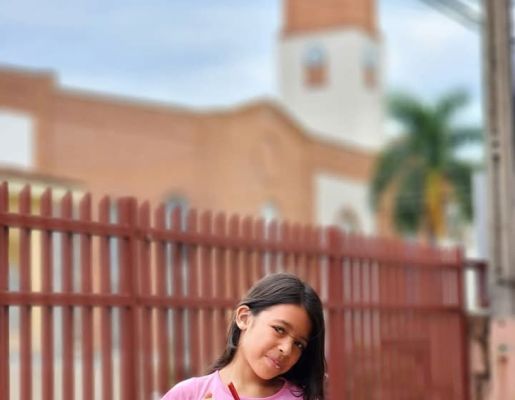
(272, 319, 309, 343)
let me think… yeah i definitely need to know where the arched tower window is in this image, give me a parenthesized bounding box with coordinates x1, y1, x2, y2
(362, 46, 378, 89)
(303, 45, 328, 88)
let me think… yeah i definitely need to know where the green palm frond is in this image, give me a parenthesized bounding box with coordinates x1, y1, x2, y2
(370, 88, 483, 239)
(435, 89, 469, 121)
(388, 92, 428, 136)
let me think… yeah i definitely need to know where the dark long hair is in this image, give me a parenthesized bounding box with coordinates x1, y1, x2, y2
(209, 272, 326, 400)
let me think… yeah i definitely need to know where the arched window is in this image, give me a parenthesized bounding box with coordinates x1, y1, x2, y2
(335, 207, 362, 234)
(260, 201, 280, 224)
(303, 45, 328, 88)
(362, 46, 378, 89)
(165, 195, 189, 230)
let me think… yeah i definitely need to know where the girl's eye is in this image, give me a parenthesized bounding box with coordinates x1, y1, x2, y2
(295, 341, 306, 351)
(272, 325, 286, 334)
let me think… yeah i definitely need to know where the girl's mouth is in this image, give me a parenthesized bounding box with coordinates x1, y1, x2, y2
(266, 356, 282, 370)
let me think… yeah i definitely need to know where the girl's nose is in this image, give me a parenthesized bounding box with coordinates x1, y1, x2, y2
(278, 339, 294, 356)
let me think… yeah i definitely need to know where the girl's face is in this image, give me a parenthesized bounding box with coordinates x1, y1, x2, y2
(235, 303, 311, 381)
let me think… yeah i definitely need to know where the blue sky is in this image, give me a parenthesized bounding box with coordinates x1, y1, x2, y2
(0, 1, 482, 131)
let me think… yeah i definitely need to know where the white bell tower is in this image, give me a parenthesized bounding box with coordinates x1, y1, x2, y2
(278, 0, 384, 151)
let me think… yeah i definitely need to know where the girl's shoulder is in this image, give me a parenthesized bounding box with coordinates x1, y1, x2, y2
(160, 373, 306, 400)
(271, 380, 305, 400)
(160, 372, 218, 400)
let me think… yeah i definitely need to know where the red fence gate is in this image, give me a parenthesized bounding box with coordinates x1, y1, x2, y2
(0, 183, 471, 399)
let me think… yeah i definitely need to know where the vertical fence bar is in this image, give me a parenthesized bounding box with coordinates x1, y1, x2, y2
(138, 201, 153, 398)
(249, 218, 259, 282)
(304, 226, 314, 289)
(300, 225, 309, 282)
(171, 206, 186, 383)
(255, 218, 265, 280)
(281, 221, 291, 275)
(99, 197, 113, 400)
(155, 204, 170, 393)
(348, 238, 357, 400)
(312, 227, 322, 295)
(40, 189, 54, 400)
(291, 223, 301, 277)
(301, 225, 310, 281)
(129, 198, 140, 399)
(60, 192, 74, 400)
(79, 193, 93, 400)
(376, 242, 386, 400)
(327, 227, 344, 400)
(268, 221, 278, 275)
(228, 215, 240, 303)
(456, 249, 471, 400)
(241, 216, 253, 292)
(213, 212, 227, 358)
(397, 252, 408, 399)
(0, 182, 9, 400)
(390, 244, 401, 400)
(200, 211, 214, 367)
(118, 198, 139, 400)
(381, 243, 392, 400)
(371, 256, 382, 400)
(19, 185, 32, 400)
(358, 238, 368, 400)
(187, 210, 201, 376)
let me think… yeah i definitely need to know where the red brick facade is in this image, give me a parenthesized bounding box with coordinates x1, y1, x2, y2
(282, 0, 377, 37)
(0, 67, 377, 224)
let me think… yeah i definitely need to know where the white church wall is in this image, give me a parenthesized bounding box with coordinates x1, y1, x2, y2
(279, 30, 384, 151)
(315, 172, 376, 234)
(0, 108, 34, 169)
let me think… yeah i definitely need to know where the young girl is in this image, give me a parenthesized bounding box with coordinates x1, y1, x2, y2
(161, 272, 326, 400)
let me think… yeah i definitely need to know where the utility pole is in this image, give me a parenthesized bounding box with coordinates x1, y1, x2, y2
(484, 0, 515, 316)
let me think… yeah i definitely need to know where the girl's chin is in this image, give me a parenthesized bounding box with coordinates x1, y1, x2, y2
(253, 359, 284, 380)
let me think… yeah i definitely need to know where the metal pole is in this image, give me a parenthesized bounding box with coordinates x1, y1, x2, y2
(484, 0, 515, 315)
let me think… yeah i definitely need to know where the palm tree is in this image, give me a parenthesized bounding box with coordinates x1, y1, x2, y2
(370, 89, 482, 241)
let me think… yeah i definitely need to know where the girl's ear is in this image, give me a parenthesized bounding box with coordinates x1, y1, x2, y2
(235, 305, 252, 330)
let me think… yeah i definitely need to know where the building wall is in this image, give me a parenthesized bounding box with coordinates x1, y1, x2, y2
(0, 67, 379, 227)
(315, 173, 375, 233)
(279, 30, 383, 151)
(282, 0, 377, 37)
(488, 318, 515, 400)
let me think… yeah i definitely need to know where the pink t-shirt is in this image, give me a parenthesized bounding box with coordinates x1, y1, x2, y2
(160, 371, 303, 400)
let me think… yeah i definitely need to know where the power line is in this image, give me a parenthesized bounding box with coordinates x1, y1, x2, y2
(418, 0, 482, 30)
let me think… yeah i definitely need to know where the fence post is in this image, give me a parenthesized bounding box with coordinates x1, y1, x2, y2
(19, 185, 32, 400)
(79, 193, 93, 400)
(457, 248, 471, 400)
(40, 189, 54, 400)
(0, 182, 9, 400)
(326, 226, 345, 400)
(138, 201, 153, 399)
(119, 197, 140, 400)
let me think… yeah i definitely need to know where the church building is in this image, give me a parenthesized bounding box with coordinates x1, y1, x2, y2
(0, 0, 386, 233)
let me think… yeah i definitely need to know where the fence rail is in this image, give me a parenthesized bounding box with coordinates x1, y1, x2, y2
(0, 182, 473, 399)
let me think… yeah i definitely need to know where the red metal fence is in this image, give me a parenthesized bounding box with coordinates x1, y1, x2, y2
(0, 182, 473, 399)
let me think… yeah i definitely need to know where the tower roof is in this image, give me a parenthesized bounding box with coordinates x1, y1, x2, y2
(282, 0, 377, 37)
